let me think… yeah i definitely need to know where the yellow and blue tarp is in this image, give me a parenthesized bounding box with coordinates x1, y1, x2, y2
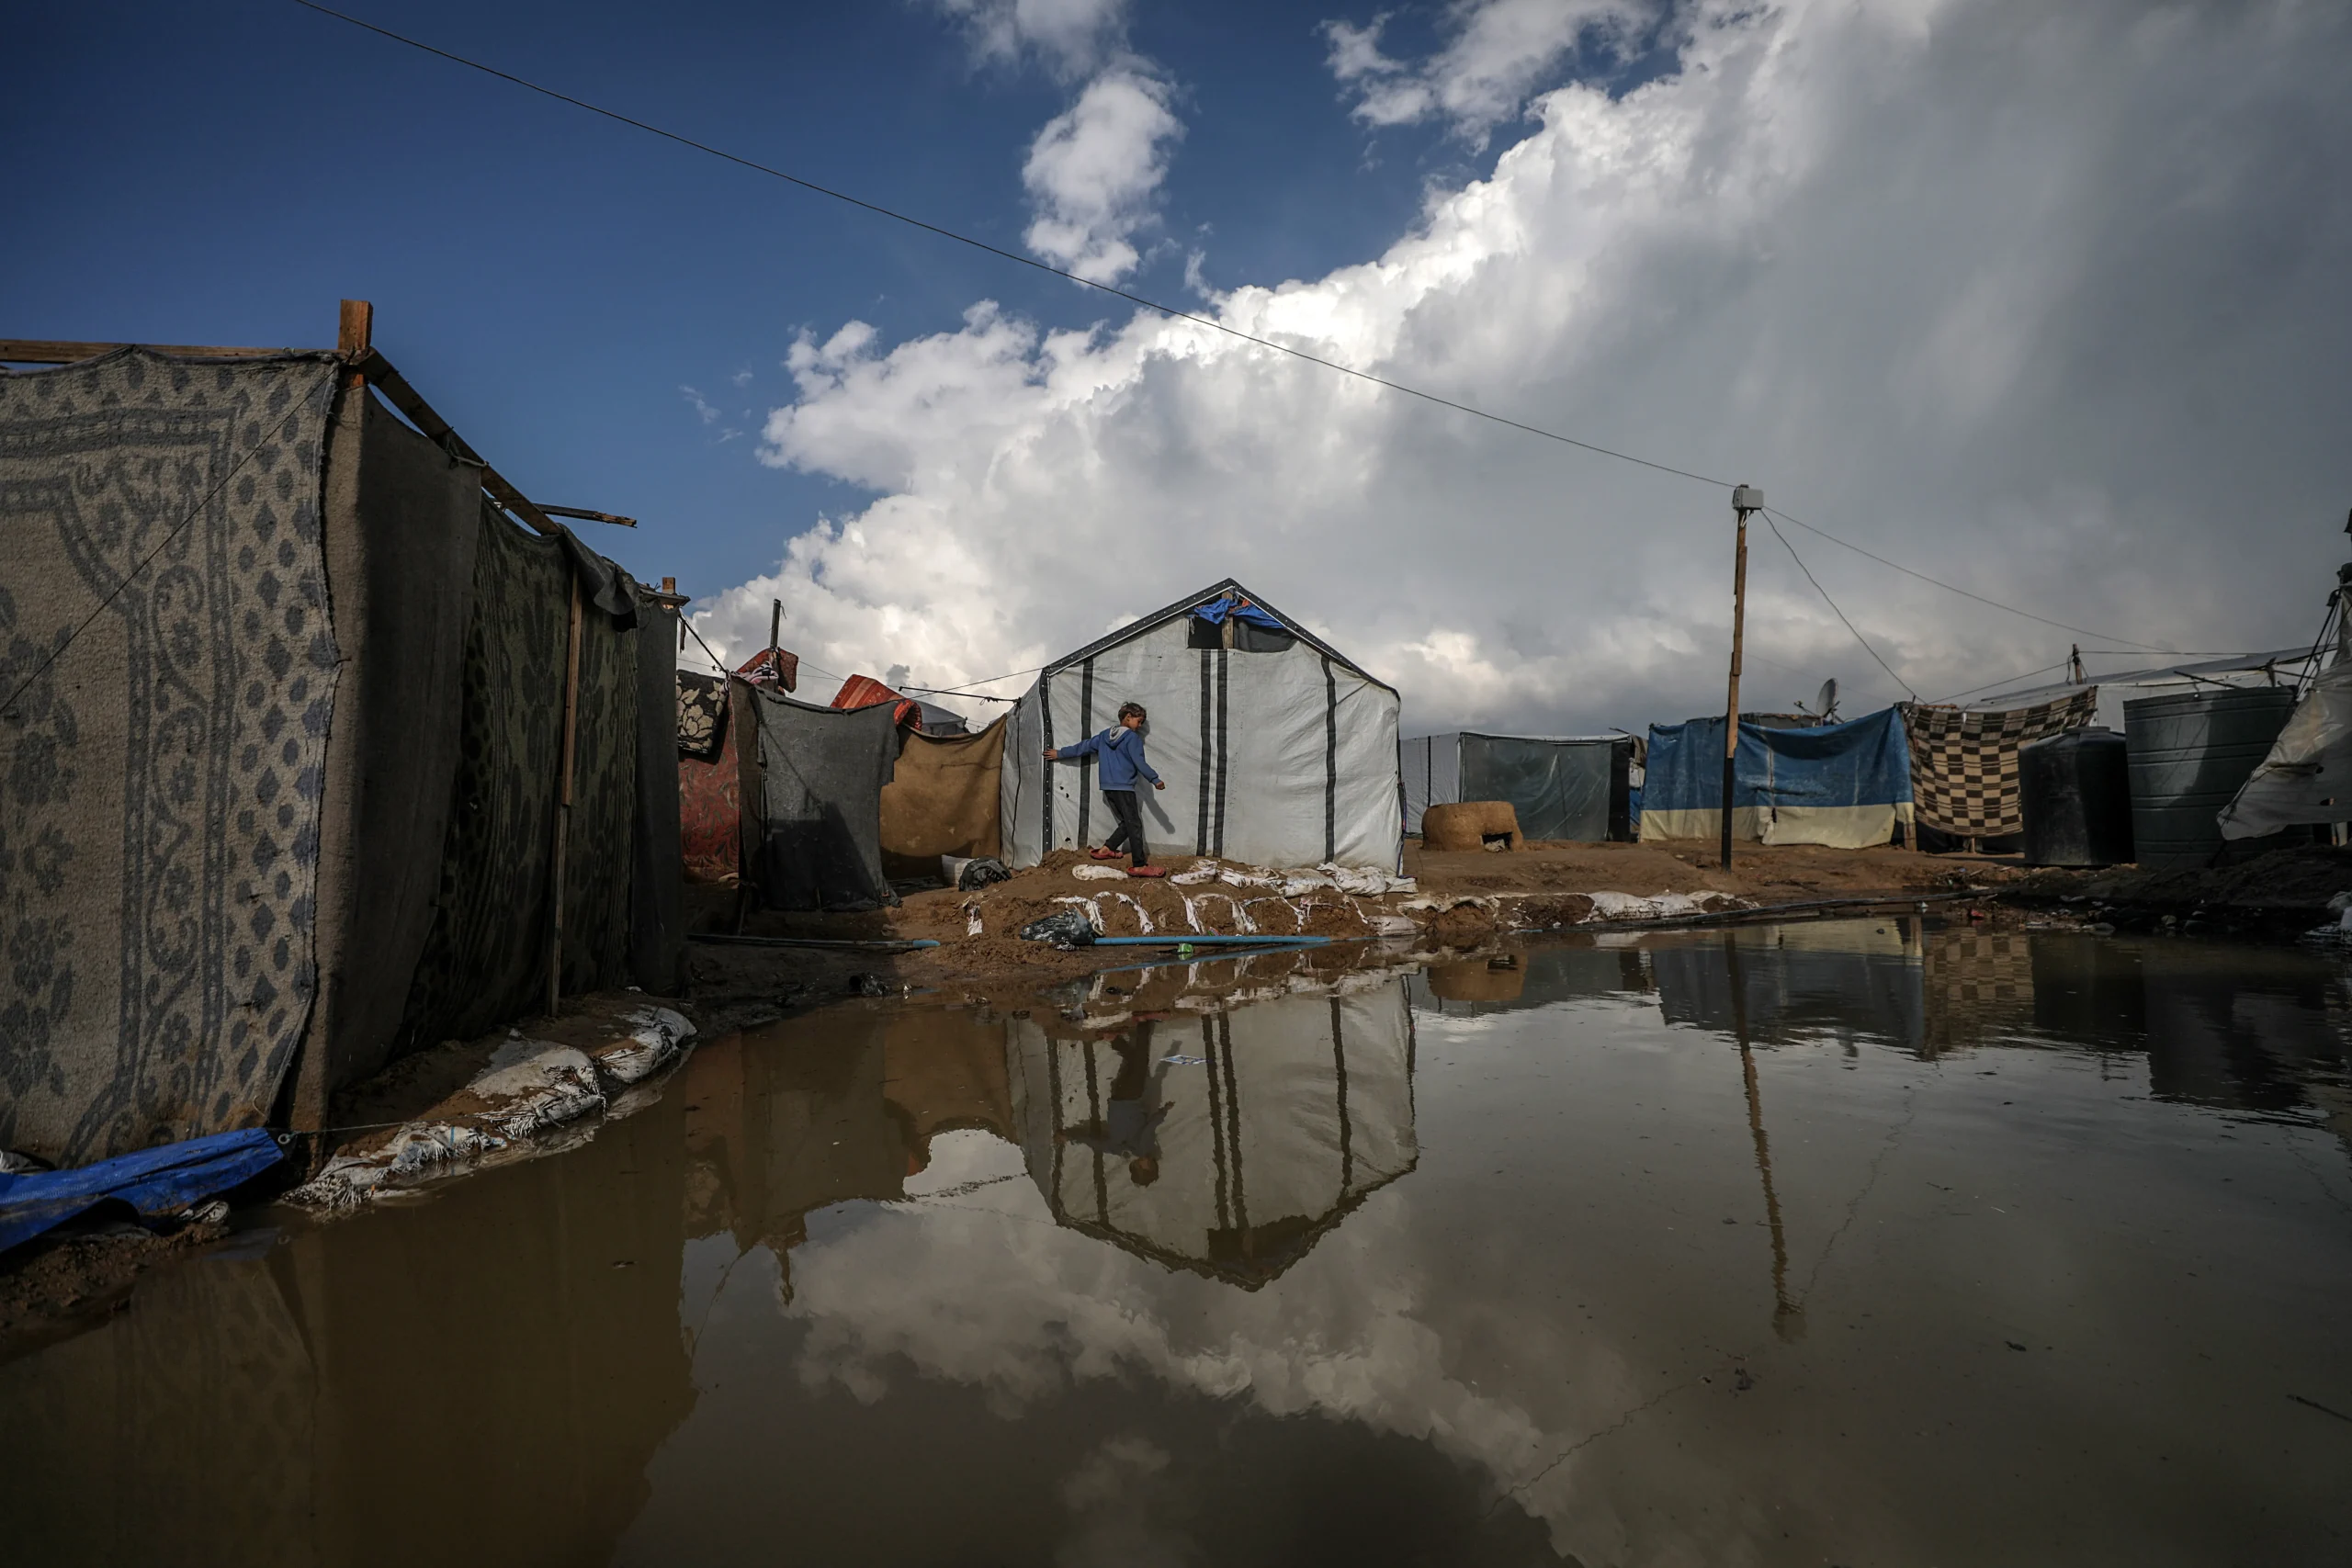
(1641, 708, 1916, 850)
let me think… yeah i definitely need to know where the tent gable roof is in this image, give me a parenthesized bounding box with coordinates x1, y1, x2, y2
(1045, 578, 1393, 693)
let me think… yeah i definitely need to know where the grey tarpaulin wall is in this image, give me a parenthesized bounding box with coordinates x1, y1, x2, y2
(1000, 579, 1403, 871)
(386, 504, 643, 1057)
(1402, 732, 1631, 841)
(0, 349, 683, 1166)
(749, 688, 901, 911)
(292, 390, 484, 1123)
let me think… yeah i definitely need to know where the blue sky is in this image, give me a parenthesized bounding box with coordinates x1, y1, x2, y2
(9, 0, 1546, 602)
(12, 2, 2352, 730)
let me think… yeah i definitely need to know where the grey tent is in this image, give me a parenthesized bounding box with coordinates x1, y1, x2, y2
(1402, 732, 1633, 841)
(0, 342, 682, 1165)
(1000, 580, 1403, 870)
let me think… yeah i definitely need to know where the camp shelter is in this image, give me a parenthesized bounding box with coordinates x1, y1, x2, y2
(676, 671, 759, 885)
(1641, 707, 1915, 849)
(831, 671, 922, 728)
(999, 580, 1403, 870)
(0, 315, 682, 1167)
(1402, 732, 1633, 841)
(1005, 985, 1417, 1288)
(746, 687, 901, 911)
(879, 716, 1007, 880)
(1901, 690, 2098, 840)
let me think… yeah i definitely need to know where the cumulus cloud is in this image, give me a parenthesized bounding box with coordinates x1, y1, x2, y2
(1021, 67, 1184, 283)
(1324, 0, 1650, 143)
(933, 0, 1130, 80)
(702, 0, 2352, 731)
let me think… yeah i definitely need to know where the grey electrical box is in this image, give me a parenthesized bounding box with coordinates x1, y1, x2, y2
(1732, 485, 1764, 511)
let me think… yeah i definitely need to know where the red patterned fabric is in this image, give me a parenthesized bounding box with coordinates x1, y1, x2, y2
(736, 645, 797, 691)
(832, 672, 922, 729)
(680, 681, 746, 884)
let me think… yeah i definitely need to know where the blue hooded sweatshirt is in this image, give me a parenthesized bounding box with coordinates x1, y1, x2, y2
(1057, 725, 1162, 792)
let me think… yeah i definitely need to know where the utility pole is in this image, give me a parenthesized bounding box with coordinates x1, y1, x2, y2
(1722, 485, 1763, 871)
(2068, 643, 2084, 684)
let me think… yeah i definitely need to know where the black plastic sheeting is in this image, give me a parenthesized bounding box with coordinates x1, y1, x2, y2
(749, 689, 901, 912)
(1414, 734, 1631, 841)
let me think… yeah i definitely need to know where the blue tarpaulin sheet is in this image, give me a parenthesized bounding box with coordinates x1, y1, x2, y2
(1190, 594, 1286, 631)
(0, 1128, 283, 1253)
(1641, 708, 1914, 849)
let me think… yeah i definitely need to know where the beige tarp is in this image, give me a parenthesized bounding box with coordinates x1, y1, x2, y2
(879, 716, 1005, 879)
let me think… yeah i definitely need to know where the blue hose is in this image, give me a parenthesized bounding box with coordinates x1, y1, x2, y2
(1090, 934, 1329, 948)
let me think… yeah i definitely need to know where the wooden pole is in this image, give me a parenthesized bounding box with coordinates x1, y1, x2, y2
(1722, 486, 1761, 871)
(336, 299, 372, 396)
(548, 572, 585, 1016)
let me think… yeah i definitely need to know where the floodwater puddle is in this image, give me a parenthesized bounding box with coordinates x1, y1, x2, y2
(6, 919, 2351, 1565)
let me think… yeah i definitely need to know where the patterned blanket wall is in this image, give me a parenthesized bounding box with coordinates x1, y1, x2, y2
(1902, 690, 2099, 837)
(0, 351, 343, 1164)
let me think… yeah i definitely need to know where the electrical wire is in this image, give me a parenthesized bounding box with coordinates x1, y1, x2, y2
(1764, 506, 2176, 654)
(292, 1, 2223, 663)
(0, 378, 338, 719)
(1760, 513, 1917, 701)
(288, 0, 1732, 492)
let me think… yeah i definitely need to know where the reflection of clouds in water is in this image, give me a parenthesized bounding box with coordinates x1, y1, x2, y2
(784, 1174, 1592, 1531)
(1057, 1435, 1193, 1568)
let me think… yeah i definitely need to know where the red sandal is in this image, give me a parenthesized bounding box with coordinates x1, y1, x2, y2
(1088, 847, 1123, 861)
(1126, 865, 1166, 878)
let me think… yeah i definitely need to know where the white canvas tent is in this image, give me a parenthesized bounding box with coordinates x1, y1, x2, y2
(1000, 580, 1404, 870)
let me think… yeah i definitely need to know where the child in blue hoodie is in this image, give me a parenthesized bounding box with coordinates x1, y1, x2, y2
(1046, 701, 1166, 877)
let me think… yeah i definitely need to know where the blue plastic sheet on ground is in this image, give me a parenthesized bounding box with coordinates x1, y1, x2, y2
(0, 1127, 283, 1254)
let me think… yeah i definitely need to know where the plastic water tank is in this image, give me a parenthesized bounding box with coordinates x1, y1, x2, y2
(2018, 728, 2133, 866)
(2122, 687, 2298, 869)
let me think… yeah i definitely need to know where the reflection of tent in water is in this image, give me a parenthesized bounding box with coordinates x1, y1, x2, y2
(1650, 925, 1928, 1053)
(1007, 987, 1418, 1288)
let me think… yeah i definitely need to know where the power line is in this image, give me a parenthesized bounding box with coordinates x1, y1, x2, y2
(1763, 506, 2175, 654)
(293, 1, 2212, 662)
(288, 0, 1730, 491)
(1, 378, 337, 718)
(1760, 513, 1917, 701)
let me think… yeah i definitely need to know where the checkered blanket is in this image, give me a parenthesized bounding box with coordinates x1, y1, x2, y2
(1902, 690, 2098, 836)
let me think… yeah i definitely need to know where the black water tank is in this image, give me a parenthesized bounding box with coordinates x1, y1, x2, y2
(2019, 728, 2133, 866)
(2122, 687, 2298, 869)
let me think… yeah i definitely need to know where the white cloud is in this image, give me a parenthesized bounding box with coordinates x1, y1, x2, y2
(700, 0, 2352, 733)
(1021, 67, 1184, 284)
(1325, 0, 1651, 143)
(679, 384, 719, 423)
(932, 0, 1130, 80)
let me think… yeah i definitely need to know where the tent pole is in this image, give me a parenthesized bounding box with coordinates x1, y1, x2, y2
(1723, 487, 1762, 870)
(548, 572, 585, 1015)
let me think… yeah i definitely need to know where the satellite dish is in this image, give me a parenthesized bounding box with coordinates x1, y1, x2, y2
(1815, 679, 1839, 722)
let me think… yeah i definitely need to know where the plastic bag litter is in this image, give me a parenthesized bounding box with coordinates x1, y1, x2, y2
(1019, 909, 1099, 946)
(1317, 863, 1417, 896)
(945, 855, 1012, 891)
(1071, 863, 1129, 881)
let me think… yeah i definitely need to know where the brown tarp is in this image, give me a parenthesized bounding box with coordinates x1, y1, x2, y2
(879, 715, 1006, 879)
(680, 676, 755, 885)
(0, 350, 343, 1164)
